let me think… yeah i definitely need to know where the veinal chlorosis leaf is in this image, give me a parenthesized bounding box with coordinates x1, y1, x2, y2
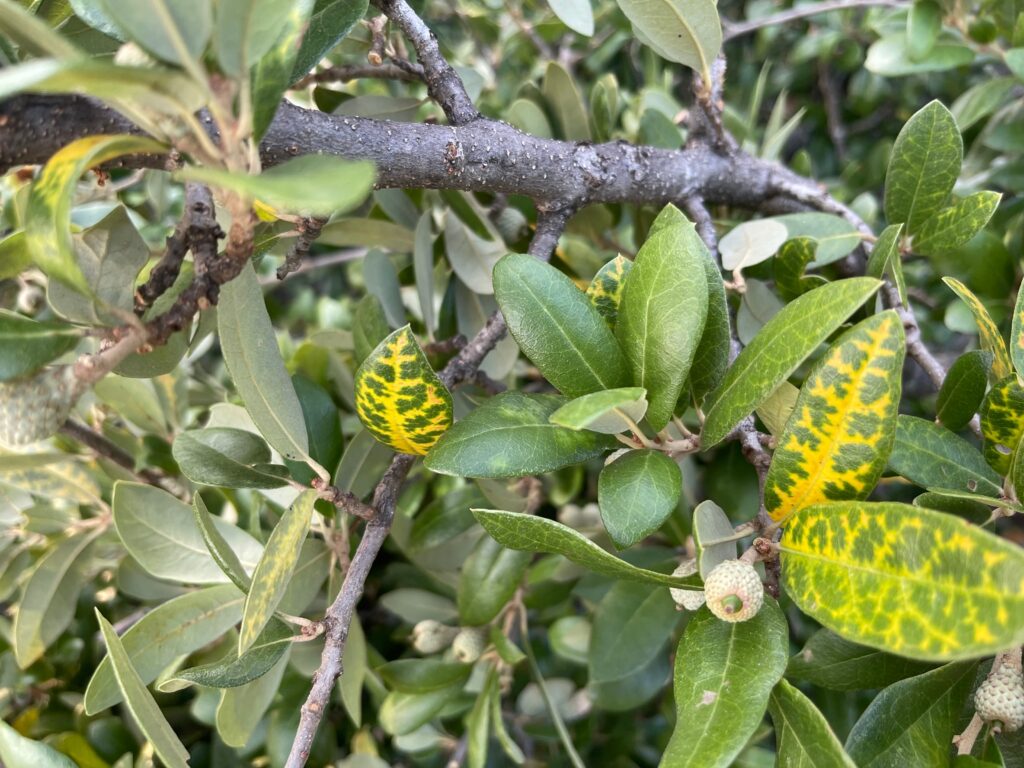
(354, 325, 453, 455)
(471, 508, 702, 589)
(980, 375, 1024, 475)
(1012, 283, 1024, 381)
(780, 501, 1024, 661)
(177, 156, 375, 218)
(548, 387, 648, 434)
(94, 611, 190, 768)
(25, 134, 165, 295)
(586, 255, 632, 328)
(943, 277, 1013, 381)
(768, 679, 857, 768)
(172, 427, 290, 489)
(702, 278, 882, 447)
(773, 236, 820, 302)
(764, 311, 905, 523)
(239, 490, 315, 654)
(864, 224, 905, 306)
(425, 392, 613, 477)
(844, 661, 978, 768)
(912, 191, 1001, 256)
(660, 599, 788, 768)
(597, 449, 681, 549)
(616, 218, 709, 429)
(218, 263, 316, 468)
(888, 415, 1003, 496)
(84, 584, 245, 713)
(616, 0, 721, 80)
(0, 310, 80, 381)
(494, 253, 630, 398)
(884, 100, 963, 233)
(936, 350, 991, 431)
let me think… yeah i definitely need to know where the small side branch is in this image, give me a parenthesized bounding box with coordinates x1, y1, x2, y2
(277, 216, 327, 280)
(294, 62, 424, 88)
(723, 0, 908, 41)
(528, 203, 577, 261)
(372, 0, 479, 125)
(60, 419, 182, 496)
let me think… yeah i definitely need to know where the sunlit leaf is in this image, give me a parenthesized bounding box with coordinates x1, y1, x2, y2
(943, 279, 1012, 382)
(980, 375, 1024, 475)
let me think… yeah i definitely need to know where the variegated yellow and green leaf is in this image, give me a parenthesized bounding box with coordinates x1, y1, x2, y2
(979, 375, 1024, 476)
(1011, 284, 1024, 381)
(764, 311, 905, 522)
(780, 501, 1024, 661)
(354, 325, 453, 455)
(586, 255, 632, 327)
(25, 135, 166, 295)
(943, 277, 1012, 381)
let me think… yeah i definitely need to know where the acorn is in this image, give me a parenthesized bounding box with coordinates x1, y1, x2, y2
(451, 627, 488, 664)
(702, 559, 763, 623)
(410, 619, 458, 655)
(669, 559, 706, 611)
(975, 664, 1024, 732)
(0, 366, 83, 448)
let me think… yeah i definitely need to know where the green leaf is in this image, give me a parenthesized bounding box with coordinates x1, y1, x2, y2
(112, 481, 264, 584)
(865, 224, 905, 306)
(0, 232, 32, 281)
(586, 256, 632, 329)
(764, 311, 905, 523)
(787, 629, 935, 691)
(161, 618, 292, 690)
(774, 236, 818, 302)
(774, 212, 862, 268)
(906, 0, 941, 60)
(443, 210, 504, 294)
(457, 535, 532, 626)
(980, 375, 1024, 475)
(47, 206, 150, 326)
(172, 428, 289, 489)
(177, 155, 374, 218)
(884, 100, 963, 234)
(616, 219, 710, 429)
(597, 449, 681, 549)
(214, 0, 295, 76)
(408, 485, 483, 552)
(0, 719, 77, 768)
(218, 262, 315, 466)
(13, 531, 99, 668)
(768, 679, 857, 768)
(549, 387, 649, 434)
(290, 0, 368, 81)
(239, 490, 315, 654)
(693, 499, 737, 578)
(616, 0, 721, 80)
(702, 278, 882, 447)
(1012, 277, 1024, 380)
(413, 210, 436, 336)
(719, 218, 789, 271)
(951, 78, 1016, 131)
(251, 0, 315, 140)
(547, 0, 594, 35)
(215, 652, 288, 747)
(425, 392, 614, 478)
(286, 374, 344, 484)
(781, 501, 1024, 661)
(354, 325, 453, 455)
(589, 581, 680, 711)
(471, 508, 702, 588)
(543, 61, 591, 140)
(691, 253, 730, 403)
(340, 615, 366, 726)
(377, 659, 473, 694)
(937, 350, 991, 431)
(194, 494, 251, 591)
(100, 0, 211, 67)
(25, 134, 164, 295)
(889, 415, 1003, 496)
(0, 310, 79, 381)
(660, 599, 789, 768)
(913, 191, 1002, 256)
(353, 294, 392, 366)
(494, 253, 629, 398)
(866, 34, 974, 77)
(84, 584, 244, 713)
(93, 611, 189, 768)
(845, 661, 978, 767)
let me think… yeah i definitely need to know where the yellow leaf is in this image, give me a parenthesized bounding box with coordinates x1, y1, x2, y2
(944, 277, 1012, 381)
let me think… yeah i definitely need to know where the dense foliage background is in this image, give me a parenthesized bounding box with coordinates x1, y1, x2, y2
(0, 0, 1023, 767)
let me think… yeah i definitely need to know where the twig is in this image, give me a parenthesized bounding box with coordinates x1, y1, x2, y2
(277, 217, 328, 280)
(528, 203, 577, 261)
(367, 14, 389, 65)
(310, 478, 375, 521)
(372, 0, 479, 125)
(294, 62, 424, 88)
(818, 61, 848, 162)
(723, 0, 908, 41)
(689, 55, 735, 153)
(60, 419, 182, 496)
(681, 196, 719, 262)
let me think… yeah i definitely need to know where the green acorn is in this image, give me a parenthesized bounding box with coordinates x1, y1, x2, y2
(703, 559, 764, 623)
(451, 627, 487, 664)
(410, 619, 459, 655)
(0, 366, 83, 448)
(975, 665, 1024, 732)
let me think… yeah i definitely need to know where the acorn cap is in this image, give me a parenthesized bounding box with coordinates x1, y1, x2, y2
(0, 366, 84, 448)
(411, 619, 458, 655)
(703, 559, 763, 623)
(452, 627, 487, 664)
(975, 665, 1024, 732)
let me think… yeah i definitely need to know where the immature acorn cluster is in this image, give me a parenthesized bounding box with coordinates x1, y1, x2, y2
(974, 664, 1024, 732)
(410, 620, 488, 664)
(701, 559, 764, 623)
(0, 366, 84, 448)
